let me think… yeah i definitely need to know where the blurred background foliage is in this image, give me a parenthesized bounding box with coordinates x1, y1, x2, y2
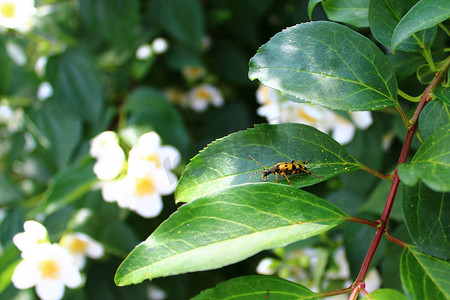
(0, 0, 439, 299)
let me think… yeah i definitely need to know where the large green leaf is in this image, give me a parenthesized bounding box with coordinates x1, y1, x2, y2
(46, 49, 104, 128)
(419, 100, 449, 141)
(150, 0, 204, 52)
(249, 21, 398, 111)
(391, 0, 450, 51)
(322, 0, 369, 28)
(402, 181, 450, 260)
(369, 0, 437, 53)
(125, 87, 190, 154)
(78, 0, 139, 48)
(398, 123, 450, 192)
(400, 246, 450, 299)
(361, 289, 407, 300)
(175, 123, 361, 203)
(115, 184, 347, 285)
(28, 99, 83, 168)
(434, 86, 450, 106)
(192, 275, 318, 300)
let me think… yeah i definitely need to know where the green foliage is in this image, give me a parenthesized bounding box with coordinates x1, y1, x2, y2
(0, 0, 449, 299)
(248, 21, 398, 111)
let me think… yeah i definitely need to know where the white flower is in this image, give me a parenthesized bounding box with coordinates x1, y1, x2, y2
(60, 233, 104, 270)
(112, 167, 175, 218)
(37, 82, 53, 101)
(0, 0, 35, 32)
(0, 99, 14, 122)
(187, 84, 224, 112)
(182, 66, 205, 82)
(128, 131, 180, 172)
(13, 220, 49, 254)
(256, 258, 277, 275)
(90, 131, 126, 180)
(365, 269, 381, 293)
(151, 37, 168, 54)
(136, 44, 153, 60)
(255, 85, 373, 145)
(12, 243, 82, 300)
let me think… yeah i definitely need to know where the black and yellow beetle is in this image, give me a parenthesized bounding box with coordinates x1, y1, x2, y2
(247, 155, 322, 185)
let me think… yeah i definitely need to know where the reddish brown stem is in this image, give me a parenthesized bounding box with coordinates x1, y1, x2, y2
(346, 216, 379, 228)
(351, 56, 450, 297)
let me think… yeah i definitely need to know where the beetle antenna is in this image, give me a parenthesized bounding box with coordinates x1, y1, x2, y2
(248, 171, 264, 182)
(247, 155, 266, 170)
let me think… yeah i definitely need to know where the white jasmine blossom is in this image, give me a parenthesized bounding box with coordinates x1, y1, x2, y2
(37, 82, 53, 101)
(256, 257, 277, 275)
(12, 243, 82, 300)
(60, 233, 104, 270)
(13, 220, 49, 254)
(255, 85, 373, 145)
(6, 41, 26, 66)
(90, 131, 126, 180)
(187, 84, 224, 112)
(136, 44, 153, 60)
(151, 37, 168, 54)
(0, 0, 35, 31)
(34, 56, 48, 77)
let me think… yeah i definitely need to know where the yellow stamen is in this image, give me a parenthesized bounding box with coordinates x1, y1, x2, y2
(69, 238, 88, 254)
(135, 177, 156, 197)
(0, 3, 16, 19)
(297, 109, 317, 123)
(37, 259, 60, 280)
(196, 89, 211, 101)
(144, 153, 160, 168)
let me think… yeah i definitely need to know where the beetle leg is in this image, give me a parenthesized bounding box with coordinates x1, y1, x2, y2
(281, 172, 292, 185)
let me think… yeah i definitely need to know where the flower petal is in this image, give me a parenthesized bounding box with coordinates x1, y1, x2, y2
(135, 194, 163, 218)
(35, 280, 65, 300)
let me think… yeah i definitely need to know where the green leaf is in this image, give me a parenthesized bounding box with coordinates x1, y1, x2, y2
(249, 21, 398, 111)
(419, 100, 449, 141)
(151, 0, 204, 52)
(175, 123, 361, 204)
(307, 0, 322, 20)
(388, 51, 427, 78)
(398, 123, 450, 192)
(0, 175, 22, 206)
(125, 87, 190, 153)
(0, 39, 12, 94)
(400, 246, 450, 299)
(28, 99, 82, 168)
(402, 181, 450, 260)
(391, 0, 450, 51)
(322, 0, 369, 28)
(434, 86, 450, 106)
(43, 161, 97, 214)
(361, 289, 407, 300)
(192, 275, 318, 300)
(359, 180, 403, 221)
(369, 0, 437, 53)
(0, 245, 20, 294)
(115, 184, 347, 285)
(78, 0, 139, 48)
(46, 49, 104, 128)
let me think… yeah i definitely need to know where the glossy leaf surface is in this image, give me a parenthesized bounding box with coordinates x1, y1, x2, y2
(249, 21, 398, 111)
(115, 184, 347, 285)
(361, 289, 407, 300)
(419, 100, 449, 141)
(400, 246, 450, 299)
(175, 123, 360, 203)
(369, 0, 436, 52)
(398, 124, 450, 192)
(322, 0, 369, 28)
(392, 0, 450, 51)
(192, 275, 318, 300)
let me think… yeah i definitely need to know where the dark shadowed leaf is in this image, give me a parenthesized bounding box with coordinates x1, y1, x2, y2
(249, 21, 398, 111)
(391, 0, 450, 51)
(115, 184, 347, 285)
(402, 181, 450, 259)
(419, 100, 449, 141)
(175, 123, 361, 203)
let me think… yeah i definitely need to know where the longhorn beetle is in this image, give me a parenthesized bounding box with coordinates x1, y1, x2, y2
(247, 155, 322, 186)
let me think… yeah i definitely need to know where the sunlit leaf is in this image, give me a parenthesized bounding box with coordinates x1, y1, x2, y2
(249, 21, 398, 111)
(361, 289, 407, 300)
(175, 123, 361, 203)
(322, 0, 369, 28)
(115, 183, 347, 285)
